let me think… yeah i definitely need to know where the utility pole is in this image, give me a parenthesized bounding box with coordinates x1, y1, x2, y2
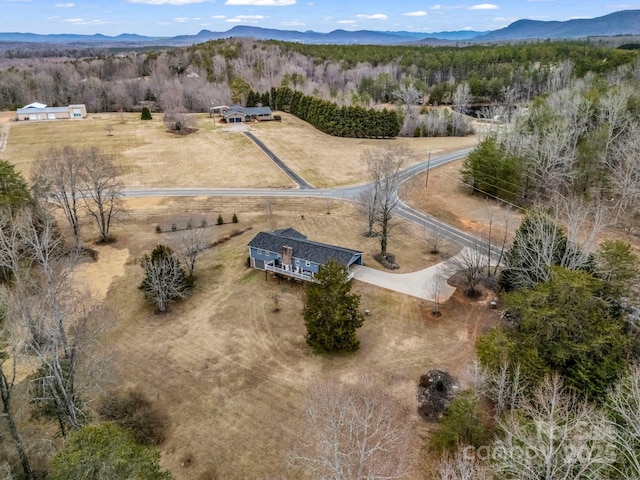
(425, 149, 432, 189)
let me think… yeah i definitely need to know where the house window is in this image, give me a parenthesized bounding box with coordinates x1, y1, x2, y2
(305, 261, 311, 267)
(257, 249, 263, 255)
(265, 252, 270, 257)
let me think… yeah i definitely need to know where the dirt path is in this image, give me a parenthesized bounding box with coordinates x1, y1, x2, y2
(0, 124, 9, 157)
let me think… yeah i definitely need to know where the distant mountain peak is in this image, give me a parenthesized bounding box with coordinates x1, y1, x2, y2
(0, 10, 638, 46)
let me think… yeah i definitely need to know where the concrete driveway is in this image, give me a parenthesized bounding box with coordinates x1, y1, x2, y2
(351, 255, 460, 302)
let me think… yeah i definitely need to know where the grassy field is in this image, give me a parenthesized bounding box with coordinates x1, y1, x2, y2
(2, 111, 479, 190)
(2, 113, 296, 189)
(250, 113, 481, 188)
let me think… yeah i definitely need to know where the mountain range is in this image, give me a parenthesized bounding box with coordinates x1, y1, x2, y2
(0, 10, 639, 47)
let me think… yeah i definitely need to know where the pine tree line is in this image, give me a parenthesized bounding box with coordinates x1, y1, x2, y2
(247, 87, 401, 139)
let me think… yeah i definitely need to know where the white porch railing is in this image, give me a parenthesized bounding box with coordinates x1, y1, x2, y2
(265, 263, 314, 281)
(264, 261, 355, 282)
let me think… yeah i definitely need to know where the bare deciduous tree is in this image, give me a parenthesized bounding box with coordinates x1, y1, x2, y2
(492, 375, 614, 480)
(392, 83, 423, 114)
(176, 224, 208, 277)
(357, 184, 379, 238)
(287, 376, 414, 479)
(0, 289, 34, 480)
(81, 147, 124, 243)
(34, 146, 84, 248)
(364, 145, 409, 256)
(452, 82, 472, 116)
(424, 224, 446, 255)
(445, 246, 489, 297)
(4, 208, 111, 438)
(426, 273, 446, 317)
(606, 365, 640, 479)
(437, 448, 492, 480)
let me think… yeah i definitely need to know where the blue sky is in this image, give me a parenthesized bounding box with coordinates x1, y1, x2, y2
(1, 0, 637, 36)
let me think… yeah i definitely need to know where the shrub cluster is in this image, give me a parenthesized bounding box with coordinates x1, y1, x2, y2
(99, 389, 168, 446)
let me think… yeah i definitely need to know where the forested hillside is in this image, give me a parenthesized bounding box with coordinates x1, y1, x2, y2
(0, 39, 637, 117)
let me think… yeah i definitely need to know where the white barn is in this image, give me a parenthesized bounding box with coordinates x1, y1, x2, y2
(16, 103, 87, 121)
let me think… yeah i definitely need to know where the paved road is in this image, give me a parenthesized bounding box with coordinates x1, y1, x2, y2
(122, 147, 487, 252)
(244, 131, 313, 189)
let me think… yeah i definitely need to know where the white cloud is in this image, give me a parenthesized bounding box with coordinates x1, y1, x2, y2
(226, 14, 266, 22)
(281, 20, 305, 26)
(356, 13, 387, 20)
(64, 17, 112, 25)
(403, 10, 427, 16)
(210, 14, 226, 18)
(493, 16, 515, 21)
(225, 0, 294, 5)
(468, 3, 499, 9)
(174, 17, 189, 22)
(337, 20, 356, 24)
(128, 0, 209, 5)
(55, 3, 74, 7)
(430, 4, 442, 9)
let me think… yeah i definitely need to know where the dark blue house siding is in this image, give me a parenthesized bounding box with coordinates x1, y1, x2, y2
(249, 246, 319, 274)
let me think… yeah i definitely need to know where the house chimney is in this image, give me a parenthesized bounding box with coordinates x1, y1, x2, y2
(282, 246, 293, 267)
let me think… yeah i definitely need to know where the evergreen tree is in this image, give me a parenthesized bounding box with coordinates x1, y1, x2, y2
(481, 267, 632, 401)
(0, 161, 30, 210)
(140, 107, 152, 121)
(461, 137, 523, 203)
(303, 260, 364, 352)
(50, 423, 172, 480)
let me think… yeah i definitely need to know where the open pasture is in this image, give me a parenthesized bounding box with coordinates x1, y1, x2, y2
(250, 113, 480, 188)
(2, 111, 479, 190)
(2, 113, 295, 189)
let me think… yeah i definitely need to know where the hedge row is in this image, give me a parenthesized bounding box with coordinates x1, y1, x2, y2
(247, 87, 401, 139)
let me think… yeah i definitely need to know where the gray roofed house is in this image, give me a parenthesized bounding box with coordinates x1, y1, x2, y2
(248, 228, 363, 281)
(223, 105, 273, 123)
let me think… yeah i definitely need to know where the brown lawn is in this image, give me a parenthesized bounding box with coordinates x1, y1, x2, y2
(83, 196, 502, 479)
(3, 112, 479, 191)
(3, 113, 295, 189)
(4, 111, 513, 479)
(218, 112, 480, 188)
(400, 159, 524, 244)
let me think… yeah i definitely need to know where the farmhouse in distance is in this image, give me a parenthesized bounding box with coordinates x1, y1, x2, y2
(16, 102, 87, 121)
(248, 227, 363, 281)
(212, 105, 274, 123)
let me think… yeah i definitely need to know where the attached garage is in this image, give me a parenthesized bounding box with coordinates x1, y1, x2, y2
(224, 111, 246, 124)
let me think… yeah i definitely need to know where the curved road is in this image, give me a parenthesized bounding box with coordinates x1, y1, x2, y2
(122, 147, 489, 251)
